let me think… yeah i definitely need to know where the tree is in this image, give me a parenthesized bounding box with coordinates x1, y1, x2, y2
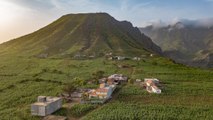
(63, 82, 76, 97)
(72, 77, 86, 87)
(82, 92, 89, 101)
(92, 70, 105, 84)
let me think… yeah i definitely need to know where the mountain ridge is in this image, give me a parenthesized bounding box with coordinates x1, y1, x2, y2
(140, 22, 213, 68)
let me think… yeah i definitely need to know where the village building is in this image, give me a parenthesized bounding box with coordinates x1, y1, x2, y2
(109, 56, 126, 60)
(108, 57, 113, 60)
(31, 96, 62, 116)
(99, 78, 107, 84)
(144, 78, 160, 84)
(136, 79, 142, 82)
(144, 78, 161, 94)
(99, 83, 106, 88)
(88, 83, 116, 100)
(96, 87, 113, 99)
(88, 87, 112, 100)
(146, 84, 161, 94)
(116, 56, 126, 60)
(107, 79, 115, 85)
(108, 74, 128, 83)
(105, 52, 113, 59)
(133, 57, 141, 61)
(71, 91, 82, 98)
(105, 52, 113, 56)
(69, 88, 93, 102)
(84, 82, 117, 104)
(73, 54, 87, 59)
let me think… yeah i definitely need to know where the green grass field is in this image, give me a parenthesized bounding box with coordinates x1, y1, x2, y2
(0, 54, 213, 120)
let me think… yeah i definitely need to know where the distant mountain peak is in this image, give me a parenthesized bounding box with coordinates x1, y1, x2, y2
(173, 22, 185, 29)
(140, 21, 213, 68)
(0, 13, 162, 57)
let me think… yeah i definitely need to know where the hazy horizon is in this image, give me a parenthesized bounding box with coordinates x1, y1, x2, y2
(0, 0, 213, 43)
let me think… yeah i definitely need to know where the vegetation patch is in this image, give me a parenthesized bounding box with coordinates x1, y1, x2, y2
(69, 104, 97, 117)
(84, 102, 213, 120)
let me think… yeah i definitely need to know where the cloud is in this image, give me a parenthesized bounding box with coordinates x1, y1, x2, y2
(171, 18, 213, 27)
(147, 20, 168, 28)
(146, 18, 213, 28)
(7, 0, 55, 11)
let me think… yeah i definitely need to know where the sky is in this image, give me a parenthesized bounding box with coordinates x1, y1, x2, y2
(0, 0, 213, 43)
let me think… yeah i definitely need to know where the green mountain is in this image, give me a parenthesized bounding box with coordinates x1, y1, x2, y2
(0, 13, 161, 58)
(140, 22, 213, 68)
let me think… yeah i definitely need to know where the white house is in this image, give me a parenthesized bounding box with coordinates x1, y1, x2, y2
(144, 78, 160, 84)
(88, 83, 116, 100)
(88, 87, 113, 99)
(144, 78, 161, 94)
(31, 96, 62, 116)
(133, 57, 141, 61)
(96, 87, 113, 99)
(108, 74, 128, 83)
(149, 85, 161, 94)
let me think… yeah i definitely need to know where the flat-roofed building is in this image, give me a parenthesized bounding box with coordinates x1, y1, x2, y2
(31, 96, 62, 116)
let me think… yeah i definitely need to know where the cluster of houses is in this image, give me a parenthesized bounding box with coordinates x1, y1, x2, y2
(83, 74, 128, 103)
(105, 52, 154, 61)
(73, 53, 96, 59)
(71, 51, 155, 61)
(107, 56, 142, 61)
(144, 78, 161, 94)
(60, 74, 128, 104)
(31, 74, 162, 117)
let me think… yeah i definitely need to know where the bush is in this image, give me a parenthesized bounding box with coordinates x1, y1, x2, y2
(152, 61, 158, 65)
(128, 79, 134, 84)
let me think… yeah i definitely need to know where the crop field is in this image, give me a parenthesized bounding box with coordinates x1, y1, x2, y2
(0, 55, 213, 119)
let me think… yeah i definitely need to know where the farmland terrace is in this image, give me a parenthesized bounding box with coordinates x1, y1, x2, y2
(0, 55, 213, 119)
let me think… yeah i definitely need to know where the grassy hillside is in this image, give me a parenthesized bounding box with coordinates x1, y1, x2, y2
(0, 54, 212, 119)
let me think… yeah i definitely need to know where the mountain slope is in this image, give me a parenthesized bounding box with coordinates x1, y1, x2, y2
(140, 23, 213, 68)
(0, 13, 161, 57)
